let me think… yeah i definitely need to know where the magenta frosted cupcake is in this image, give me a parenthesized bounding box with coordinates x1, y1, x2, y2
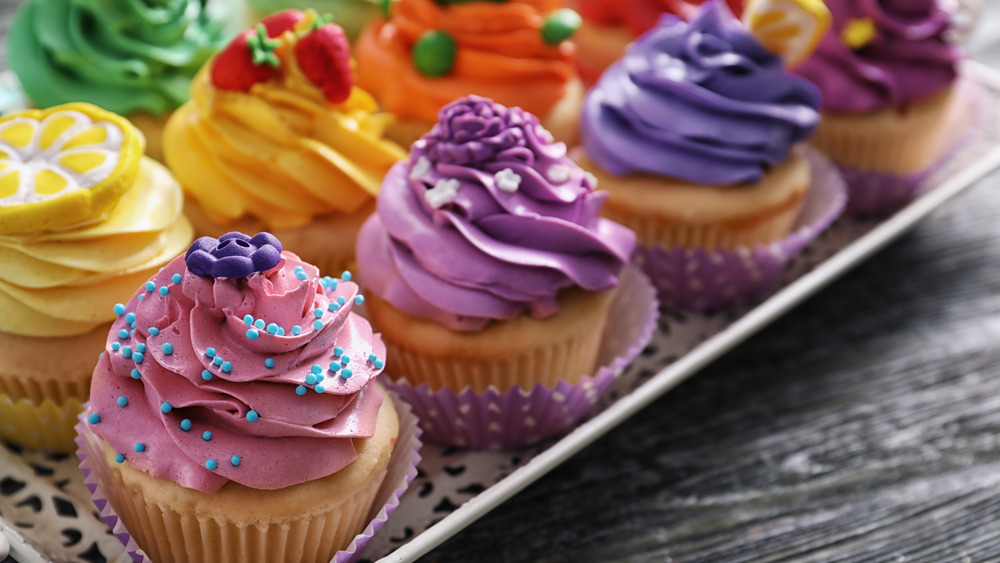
(356, 95, 657, 449)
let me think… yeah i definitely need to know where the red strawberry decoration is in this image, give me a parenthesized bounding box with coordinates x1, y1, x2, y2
(294, 23, 354, 104)
(259, 9, 306, 37)
(210, 24, 281, 92)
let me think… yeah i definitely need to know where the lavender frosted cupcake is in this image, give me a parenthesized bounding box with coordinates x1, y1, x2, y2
(356, 95, 657, 448)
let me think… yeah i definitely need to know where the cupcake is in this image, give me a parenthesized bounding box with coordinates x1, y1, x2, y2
(792, 0, 969, 214)
(78, 232, 413, 562)
(0, 103, 193, 452)
(575, 1, 846, 310)
(247, 0, 382, 40)
(354, 0, 584, 147)
(357, 95, 657, 448)
(5, 0, 231, 161)
(163, 10, 407, 276)
(569, 0, 744, 84)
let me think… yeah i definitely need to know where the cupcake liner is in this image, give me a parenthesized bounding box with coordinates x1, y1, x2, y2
(635, 146, 847, 313)
(385, 264, 659, 450)
(0, 395, 84, 453)
(838, 79, 991, 215)
(75, 391, 422, 563)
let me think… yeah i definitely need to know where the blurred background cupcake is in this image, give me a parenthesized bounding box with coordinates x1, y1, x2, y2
(0, 103, 192, 452)
(5, 0, 233, 161)
(163, 9, 406, 275)
(354, 0, 584, 147)
(247, 0, 384, 40)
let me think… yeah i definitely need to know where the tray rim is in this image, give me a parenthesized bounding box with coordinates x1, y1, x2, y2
(381, 59, 1000, 563)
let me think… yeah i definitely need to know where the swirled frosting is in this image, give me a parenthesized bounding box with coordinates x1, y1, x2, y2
(163, 45, 407, 229)
(792, 0, 961, 113)
(88, 251, 387, 493)
(6, 0, 229, 117)
(576, 0, 743, 36)
(580, 4, 822, 185)
(354, 0, 577, 124)
(356, 96, 635, 332)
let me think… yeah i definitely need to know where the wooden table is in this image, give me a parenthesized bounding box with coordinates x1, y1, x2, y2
(4, 2, 1000, 561)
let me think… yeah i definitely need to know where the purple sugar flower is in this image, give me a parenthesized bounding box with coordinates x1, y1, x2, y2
(185, 232, 283, 278)
(422, 95, 546, 167)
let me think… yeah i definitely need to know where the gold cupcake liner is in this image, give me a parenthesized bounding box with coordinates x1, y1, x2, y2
(0, 394, 85, 453)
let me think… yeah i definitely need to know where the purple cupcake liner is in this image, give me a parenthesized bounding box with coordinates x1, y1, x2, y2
(840, 79, 991, 216)
(386, 264, 659, 450)
(74, 391, 422, 563)
(636, 146, 847, 313)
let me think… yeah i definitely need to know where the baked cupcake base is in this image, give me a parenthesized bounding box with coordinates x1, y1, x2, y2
(77, 389, 422, 563)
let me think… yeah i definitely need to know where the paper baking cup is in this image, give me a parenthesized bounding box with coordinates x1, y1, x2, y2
(386, 264, 659, 450)
(839, 80, 991, 215)
(75, 391, 422, 563)
(0, 395, 84, 453)
(636, 147, 847, 313)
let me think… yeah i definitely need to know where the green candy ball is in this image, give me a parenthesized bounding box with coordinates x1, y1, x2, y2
(541, 8, 581, 46)
(413, 30, 457, 77)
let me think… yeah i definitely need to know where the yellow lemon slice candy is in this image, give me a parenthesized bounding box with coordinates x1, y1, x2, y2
(743, 0, 832, 69)
(0, 103, 143, 235)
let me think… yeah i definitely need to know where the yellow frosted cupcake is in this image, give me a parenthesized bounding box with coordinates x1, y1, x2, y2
(0, 103, 193, 452)
(163, 9, 407, 275)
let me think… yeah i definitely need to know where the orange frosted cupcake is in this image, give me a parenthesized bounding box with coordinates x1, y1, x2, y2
(163, 10, 407, 275)
(355, 0, 584, 147)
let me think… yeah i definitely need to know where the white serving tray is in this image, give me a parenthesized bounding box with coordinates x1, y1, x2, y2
(2, 60, 1000, 563)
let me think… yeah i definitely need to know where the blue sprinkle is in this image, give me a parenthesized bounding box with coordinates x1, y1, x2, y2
(129, 329, 134, 338)
(99, 351, 104, 358)
(340, 368, 352, 379)
(202, 430, 212, 441)
(161, 402, 172, 413)
(206, 458, 218, 470)
(88, 413, 100, 424)
(213, 356, 224, 366)
(341, 270, 352, 281)
(117, 396, 128, 407)
(264, 358, 275, 369)
(295, 385, 307, 396)
(314, 308, 324, 318)
(118, 329, 129, 339)
(294, 266, 304, 272)
(113, 303, 126, 316)
(145, 281, 156, 292)
(327, 278, 338, 290)
(148, 327, 160, 336)
(202, 370, 213, 381)
(221, 361, 233, 373)
(334, 347, 344, 356)
(205, 347, 217, 358)
(316, 374, 324, 383)
(133, 352, 144, 364)
(315, 385, 325, 393)
(115, 454, 125, 463)
(246, 410, 259, 422)
(137, 294, 143, 303)
(328, 362, 340, 372)
(311, 364, 322, 375)
(231, 455, 241, 466)
(162, 343, 174, 355)
(368, 354, 378, 362)
(341, 355, 350, 365)
(130, 321, 136, 330)
(243, 315, 253, 326)
(374, 359, 384, 369)
(131, 369, 141, 380)
(336, 296, 346, 306)
(305, 374, 317, 385)
(134, 443, 145, 453)
(122, 346, 132, 358)
(136, 343, 146, 353)
(277, 327, 285, 336)
(172, 273, 182, 284)
(267, 323, 279, 335)
(328, 302, 340, 312)
(313, 320, 323, 330)
(125, 312, 135, 324)
(291, 325, 301, 335)
(247, 329, 259, 340)
(295, 271, 307, 281)
(112, 342, 121, 352)
(159, 286, 169, 296)
(254, 319, 265, 329)
(180, 419, 192, 431)
(354, 295, 365, 305)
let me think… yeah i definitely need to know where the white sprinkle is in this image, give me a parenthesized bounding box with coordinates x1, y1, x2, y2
(584, 171, 598, 188)
(424, 178, 460, 209)
(494, 168, 522, 193)
(409, 155, 431, 180)
(547, 164, 571, 184)
(536, 124, 554, 143)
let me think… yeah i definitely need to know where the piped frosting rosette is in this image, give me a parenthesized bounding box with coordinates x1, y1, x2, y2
(357, 96, 658, 449)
